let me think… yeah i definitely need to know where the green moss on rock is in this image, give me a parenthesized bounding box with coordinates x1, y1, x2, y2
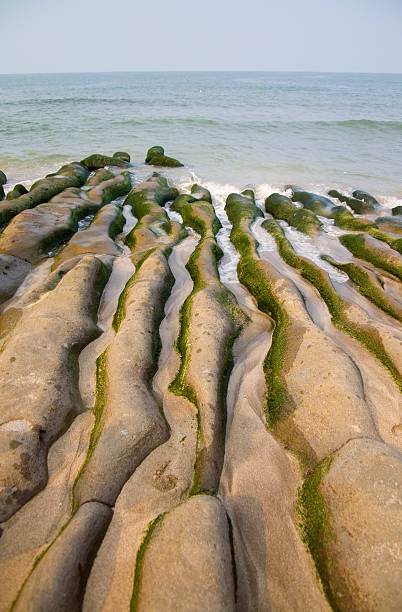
(264, 220, 402, 391)
(339, 233, 402, 282)
(80, 153, 129, 170)
(145, 146, 183, 168)
(296, 457, 338, 610)
(265, 193, 322, 235)
(322, 255, 401, 322)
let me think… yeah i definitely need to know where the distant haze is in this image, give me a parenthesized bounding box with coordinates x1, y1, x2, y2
(2, 0, 402, 74)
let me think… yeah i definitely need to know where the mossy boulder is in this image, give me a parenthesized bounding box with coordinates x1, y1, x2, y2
(291, 190, 334, 216)
(145, 145, 183, 168)
(266, 193, 322, 235)
(265, 193, 296, 219)
(0, 170, 7, 185)
(328, 189, 374, 214)
(145, 146, 164, 163)
(352, 189, 379, 208)
(191, 183, 212, 202)
(80, 153, 129, 170)
(113, 151, 130, 162)
(5, 184, 28, 200)
(392, 205, 402, 216)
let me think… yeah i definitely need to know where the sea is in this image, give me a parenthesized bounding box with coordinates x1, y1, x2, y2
(0, 71, 401, 206)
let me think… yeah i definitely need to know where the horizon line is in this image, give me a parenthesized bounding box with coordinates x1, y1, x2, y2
(1, 69, 402, 77)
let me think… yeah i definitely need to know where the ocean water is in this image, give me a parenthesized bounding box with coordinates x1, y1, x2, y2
(0, 71, 401, 204)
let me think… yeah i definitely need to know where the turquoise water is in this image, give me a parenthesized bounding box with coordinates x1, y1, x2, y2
(0, 71, 401, 203)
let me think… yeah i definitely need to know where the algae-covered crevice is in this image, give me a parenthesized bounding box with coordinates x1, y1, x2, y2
(322, 255, 402, 322)
(226, 191, 380, 467)
(169, 189, 248, 494)
(225, 191, 289, 428)
(72, 176, 186, 509)
(263, 219, 402, 390)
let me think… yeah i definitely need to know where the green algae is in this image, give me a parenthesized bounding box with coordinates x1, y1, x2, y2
(130, 513, 166, 612)
(225, 194, 291, 426)
(169, 192, 246, 493)
(264, 220, 402, 391)
(366, 228, 402, 255)
(340, 233, 402, 281)
(10, 516, 73, 611)
(112, 249, 156, 332)
(296, 457, 339, 611)
(71, 350, 108, 512)
(322, 255, 402, 322)
(265, 193, 322, 235)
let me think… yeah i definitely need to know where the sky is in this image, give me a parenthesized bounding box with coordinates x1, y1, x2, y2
(2, 0, 402, 74)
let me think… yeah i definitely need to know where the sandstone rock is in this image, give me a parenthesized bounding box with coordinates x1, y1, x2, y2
(73, 251, 172, 507)
(0, 254, 30, 304)
(135, 495, 235, 612)
(318, 438, 402, 611)
(54, 203, 124, 267)
(266, 192, 322, 234)
(0, 256, 108, 521)
(13, 501, 112, 612)
(327, 189, 375, 213)
(0, 162, 89, 225)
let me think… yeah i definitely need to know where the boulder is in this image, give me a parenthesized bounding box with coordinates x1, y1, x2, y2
(80, 154, 129, 170)
(265, 193, 322, 235)
(145, 146, 183, 168)
(5, 184, 28, 200)
(0, 170, 7, 185)
(392, 205, 402, 216)
(113, 151, 130, 162)
(327, 189, 374, 214)
(290, 190, 334, 216)
(352, 189, 379, 207)
(191, 183, 212, 202)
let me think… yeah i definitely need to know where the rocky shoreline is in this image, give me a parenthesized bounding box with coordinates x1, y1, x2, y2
(0, 147, 401, 611)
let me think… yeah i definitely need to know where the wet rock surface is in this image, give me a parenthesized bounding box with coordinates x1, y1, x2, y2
(0, 151, 401, 612)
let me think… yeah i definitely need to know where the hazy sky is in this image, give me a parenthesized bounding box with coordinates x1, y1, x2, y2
(2, 0, 402, 74)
